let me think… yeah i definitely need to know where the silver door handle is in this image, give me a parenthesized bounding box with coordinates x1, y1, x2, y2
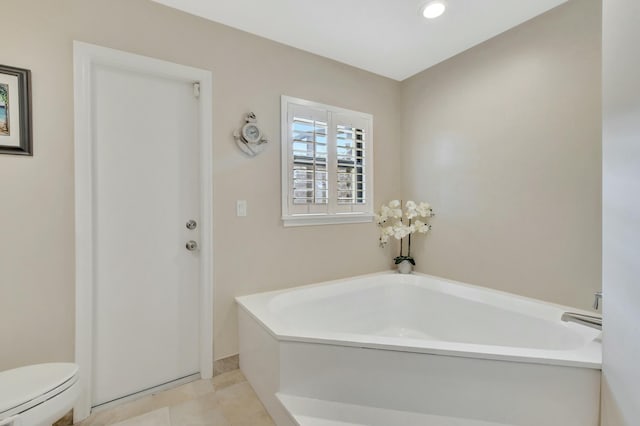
(185, 240, 199, 251)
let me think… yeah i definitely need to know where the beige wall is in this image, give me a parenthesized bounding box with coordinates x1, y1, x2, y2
(0, 0, 602, 371)
(400, 0, 602, 309)
(0, 0, 401, 369)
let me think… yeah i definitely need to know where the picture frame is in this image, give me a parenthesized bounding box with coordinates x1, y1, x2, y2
(0, 64, 32, 156)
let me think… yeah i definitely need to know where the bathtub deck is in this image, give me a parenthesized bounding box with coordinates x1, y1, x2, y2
(238, 273, 602, 426)
(276, 394, 514, 426)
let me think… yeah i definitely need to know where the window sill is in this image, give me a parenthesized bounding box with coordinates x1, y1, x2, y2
(282, 213, 374, 227)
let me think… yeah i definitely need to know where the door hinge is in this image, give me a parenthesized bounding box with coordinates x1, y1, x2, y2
(193, 83, 200, 98)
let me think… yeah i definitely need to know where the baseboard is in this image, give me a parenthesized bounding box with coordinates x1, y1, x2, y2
(213, 354, 239, 376)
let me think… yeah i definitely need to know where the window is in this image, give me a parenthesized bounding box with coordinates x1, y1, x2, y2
(281, 96, 374, 227)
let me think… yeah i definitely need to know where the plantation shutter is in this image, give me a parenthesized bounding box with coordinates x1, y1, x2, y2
(332, 113, 371, 214)
(287, 104, 330, 215)
(282, 96, 374, 226)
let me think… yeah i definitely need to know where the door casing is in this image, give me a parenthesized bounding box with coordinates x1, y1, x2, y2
(72, 41, 214, 422)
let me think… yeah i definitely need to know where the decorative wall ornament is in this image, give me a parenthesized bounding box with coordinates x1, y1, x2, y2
(0, 64, 32, 155)
(233, 112, 268, 156)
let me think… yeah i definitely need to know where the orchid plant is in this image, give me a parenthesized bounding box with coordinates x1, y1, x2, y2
(376, 200, 433, 265)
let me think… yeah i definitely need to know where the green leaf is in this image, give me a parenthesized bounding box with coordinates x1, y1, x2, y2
(394, 256, 415, 265)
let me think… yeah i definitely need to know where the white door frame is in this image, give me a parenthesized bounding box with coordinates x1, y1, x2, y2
(72, 41, 214, 422)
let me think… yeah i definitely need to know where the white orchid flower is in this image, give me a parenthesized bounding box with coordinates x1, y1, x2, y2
(414, 220, 431, 233)
(405, 200, 418, 219)
(378, 226, 394, 247)
(392, 223, 411, 240)
(375, 200, 433, 257)
(416, 202, 432, 217)
(375, 213, 388, 225)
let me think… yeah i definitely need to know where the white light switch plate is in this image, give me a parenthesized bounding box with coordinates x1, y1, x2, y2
(237, 200, 247, 217)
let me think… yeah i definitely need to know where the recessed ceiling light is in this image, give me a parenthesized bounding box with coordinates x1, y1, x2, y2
(420, 1, 447, 19)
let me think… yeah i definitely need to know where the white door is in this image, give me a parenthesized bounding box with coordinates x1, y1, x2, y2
(602, 0, 640, 424)
(90, 60, 201, 406)
(74, 43, 213, 420)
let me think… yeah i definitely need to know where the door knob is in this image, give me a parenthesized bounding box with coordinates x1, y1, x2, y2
(185, 240, 199, 251)
(186, 220, 197, 230)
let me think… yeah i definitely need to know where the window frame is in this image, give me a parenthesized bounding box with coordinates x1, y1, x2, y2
(281, 95, 374, 227)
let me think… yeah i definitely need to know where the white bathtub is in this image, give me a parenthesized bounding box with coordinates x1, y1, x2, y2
(236, 272, 601, 426)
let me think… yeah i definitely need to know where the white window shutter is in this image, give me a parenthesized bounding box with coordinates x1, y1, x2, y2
(287, 104, 330, 215)
(281, 96, 374, 227)
(332, 112, 371, 214)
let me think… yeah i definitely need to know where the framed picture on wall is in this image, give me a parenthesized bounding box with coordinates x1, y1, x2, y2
(0, 64, 32, 156)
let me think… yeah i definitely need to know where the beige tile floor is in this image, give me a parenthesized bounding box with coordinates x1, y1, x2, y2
(76, 370, 275, 426)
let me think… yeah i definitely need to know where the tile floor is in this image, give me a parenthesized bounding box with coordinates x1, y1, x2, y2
(77, 370, 275, 426)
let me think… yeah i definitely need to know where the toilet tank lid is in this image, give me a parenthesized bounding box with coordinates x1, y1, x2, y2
(0, 363, 79, 415)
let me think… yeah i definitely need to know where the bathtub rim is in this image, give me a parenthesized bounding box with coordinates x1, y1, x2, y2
(236, 271, 602, 370)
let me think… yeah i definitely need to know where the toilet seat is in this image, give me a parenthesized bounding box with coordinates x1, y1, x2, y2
(0, 363, 79, 419)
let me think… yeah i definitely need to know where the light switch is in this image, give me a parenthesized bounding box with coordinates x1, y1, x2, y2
(237, 200, 247, 217)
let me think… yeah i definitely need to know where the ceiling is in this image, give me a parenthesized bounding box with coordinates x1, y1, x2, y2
(150, 0, 568, 81)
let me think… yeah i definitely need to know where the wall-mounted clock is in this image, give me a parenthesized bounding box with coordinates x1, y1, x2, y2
(234, 112, 268, 156)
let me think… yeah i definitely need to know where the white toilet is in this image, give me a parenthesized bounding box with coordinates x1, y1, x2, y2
(0, 363, 80, 426)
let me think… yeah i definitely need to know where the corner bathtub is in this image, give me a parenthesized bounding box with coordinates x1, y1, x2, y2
(236, 272, 601, 426)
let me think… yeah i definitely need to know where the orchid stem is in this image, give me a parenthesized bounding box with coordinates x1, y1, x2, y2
(408, 219, 412, 258)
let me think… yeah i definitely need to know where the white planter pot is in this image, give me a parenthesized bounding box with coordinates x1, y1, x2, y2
(397, 260, 413, 274)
